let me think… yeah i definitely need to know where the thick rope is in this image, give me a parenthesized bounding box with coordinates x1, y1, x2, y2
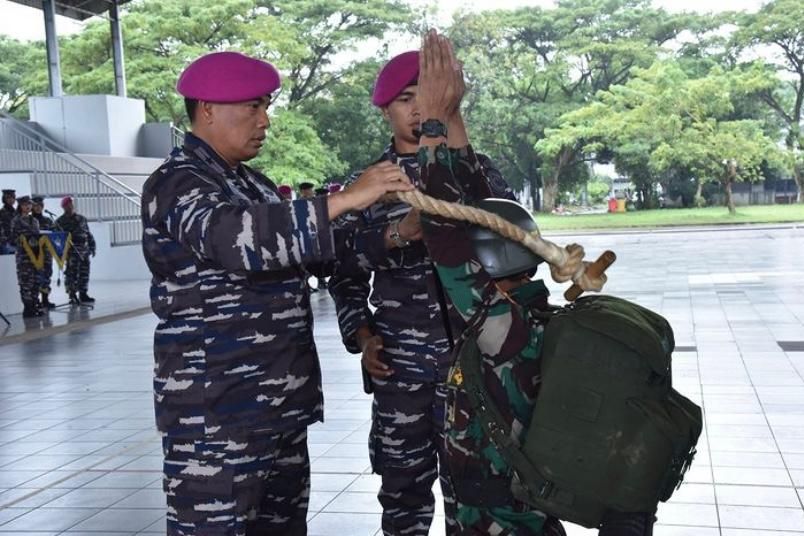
(386, 190, 607, 293)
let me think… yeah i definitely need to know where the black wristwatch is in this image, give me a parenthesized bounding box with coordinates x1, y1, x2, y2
(420, 119, 448, 138)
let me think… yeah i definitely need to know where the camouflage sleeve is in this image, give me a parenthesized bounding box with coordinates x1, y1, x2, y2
(83, 216, 96, 253)
(56, 216, 71, 234)
(350, 223, 428, 271)
(329, 221, 428, 353)
(338, 170, 424, 272)
(476, 152, 517, 201)
(327, 169, 423, 353)
(154, 168, 334, 272)
(10, 217, 19, 243)
(419, 144, 533, 362)
(328, 242, 373, 354)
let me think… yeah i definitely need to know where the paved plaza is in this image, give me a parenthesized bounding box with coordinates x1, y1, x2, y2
(1, 225, 803, 535)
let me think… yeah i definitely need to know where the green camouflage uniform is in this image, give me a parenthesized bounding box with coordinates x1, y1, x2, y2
(419, 143, 565, 536)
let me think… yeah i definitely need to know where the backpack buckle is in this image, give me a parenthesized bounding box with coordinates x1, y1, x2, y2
(538, 480, 554, 498)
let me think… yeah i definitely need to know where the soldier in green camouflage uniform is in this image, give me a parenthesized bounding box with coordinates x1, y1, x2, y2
(419, 142, 564, 535)
(415, 30, 656, 536)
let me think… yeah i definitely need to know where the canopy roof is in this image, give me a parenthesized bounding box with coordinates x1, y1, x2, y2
(7, 0, 133, 21)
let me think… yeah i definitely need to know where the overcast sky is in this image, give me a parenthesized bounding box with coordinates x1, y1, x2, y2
(0, 0, 767, 42)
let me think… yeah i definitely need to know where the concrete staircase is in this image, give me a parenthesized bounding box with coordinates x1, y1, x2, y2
(0, 111, 163, 246)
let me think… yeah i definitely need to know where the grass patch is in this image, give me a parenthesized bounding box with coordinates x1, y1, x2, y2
(537, 204, 804, 231)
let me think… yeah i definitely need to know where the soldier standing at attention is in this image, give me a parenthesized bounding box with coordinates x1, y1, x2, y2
(298, 182, 316, 199)
(56, 196, 96, 305)
(31, 196, 56, 309)
(277, 184, 294, 200)
(11, 195, 42, 317)
(328, 50, 513, 535)
(0, 189, 16, 254)
(141, 51, 413, 536)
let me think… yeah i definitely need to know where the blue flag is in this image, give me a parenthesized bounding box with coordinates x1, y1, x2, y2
(42, 231, 72, 269)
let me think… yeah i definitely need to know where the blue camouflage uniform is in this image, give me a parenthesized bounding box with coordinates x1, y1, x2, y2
(0, 202, 16, 254)
(329, 140, 515, 535)
(142, 132, 334, 536)
(32, 211, 54, 297)
(56, 211, 95, 295)
(11, 213, 40, 308)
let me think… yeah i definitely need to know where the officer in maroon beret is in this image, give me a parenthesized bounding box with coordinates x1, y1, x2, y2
(329, 49, 515, 535)
(142, 51, 414, 536)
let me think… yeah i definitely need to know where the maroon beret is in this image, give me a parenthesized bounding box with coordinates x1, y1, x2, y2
(372, 50, 419, 107)
(61, 196, 74, 208)
(177, 51, 281, 103)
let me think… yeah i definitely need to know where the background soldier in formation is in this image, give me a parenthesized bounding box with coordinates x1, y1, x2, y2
(141, 51, 412, 536)
(329, 50, 514, 535)
(31, 196, 56, 309)
(11, 195, 42, 317)
(57, 196, 96, 305)
(1, 188, 16, 254)
(298, 182, 315, 199)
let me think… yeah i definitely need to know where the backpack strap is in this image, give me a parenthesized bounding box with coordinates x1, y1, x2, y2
(458, 334, 574, 508)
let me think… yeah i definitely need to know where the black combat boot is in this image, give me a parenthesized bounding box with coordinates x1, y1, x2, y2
(31, 296, 44, 316)
(79, 291, 95, 303)
(69, 292, 80, 305)
(41, 292, 56, 309)
(22, 302, 37, 318)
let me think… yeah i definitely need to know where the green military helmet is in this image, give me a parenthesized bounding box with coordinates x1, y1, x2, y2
(468, 198, 544, 279)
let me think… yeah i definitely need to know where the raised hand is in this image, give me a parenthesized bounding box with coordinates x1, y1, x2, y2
(417, 29, 465, 125)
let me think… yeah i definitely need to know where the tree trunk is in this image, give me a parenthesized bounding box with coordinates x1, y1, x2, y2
(543, 147, 573, 211)
(724, 179, 736, 215)
(640, 186, 653, 209)
(542, 175, 559, 212)
(530, 176, 541, 212)
(724, 160, 738, 214)
(694, 180, 704, 207)
(785, 137, 802, 203)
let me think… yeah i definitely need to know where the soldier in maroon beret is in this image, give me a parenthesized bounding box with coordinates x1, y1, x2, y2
(143, 50, 414, 536)
(329, 48, 516, 535)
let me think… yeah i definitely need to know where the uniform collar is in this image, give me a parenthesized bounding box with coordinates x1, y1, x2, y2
(383, 138, 418, 162)
(183, 131, 245, 176)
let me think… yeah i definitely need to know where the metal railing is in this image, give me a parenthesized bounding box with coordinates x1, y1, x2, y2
(171, 125, 185, 149)
(0, 111, 142, 246)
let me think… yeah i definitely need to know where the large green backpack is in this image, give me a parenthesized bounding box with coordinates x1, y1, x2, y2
(458, 294, 702, 528)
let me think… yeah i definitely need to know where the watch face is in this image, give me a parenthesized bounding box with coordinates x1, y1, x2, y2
(421, 120, 447, 138)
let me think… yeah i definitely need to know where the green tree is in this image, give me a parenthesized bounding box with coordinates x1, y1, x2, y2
(257, 0, 411, 105)
(540, 62, 783, 214)
(299, 59, 388, 178)
(734, 0, 804, 202)
(452, 0, 696, 210)
(251, 108, 346, 183)
(48, 0, 410, 184)
(0, 36, 45, 116)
